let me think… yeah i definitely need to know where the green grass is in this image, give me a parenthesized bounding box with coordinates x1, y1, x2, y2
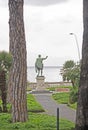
(0, 94, 44, 113)
(68, 103, 77, 110)
(52, 92, 70, 104)
(0, 93, 75, 130)
(27, 94, 44, 112)
(0, 113, 74, 130)
(52, 92, 77, 110)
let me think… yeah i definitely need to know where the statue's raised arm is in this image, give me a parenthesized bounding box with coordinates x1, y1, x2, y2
(42, 56, 48, 60)
(35, 55, 48, 76)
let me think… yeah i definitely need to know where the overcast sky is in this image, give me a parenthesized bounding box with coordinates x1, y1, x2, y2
(0, 0, 83, 66)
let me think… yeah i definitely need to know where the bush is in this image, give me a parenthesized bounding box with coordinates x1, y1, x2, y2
(69, 88, 78, 104)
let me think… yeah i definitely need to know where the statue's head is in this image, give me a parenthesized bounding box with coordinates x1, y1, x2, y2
(38, 54, 41, 58)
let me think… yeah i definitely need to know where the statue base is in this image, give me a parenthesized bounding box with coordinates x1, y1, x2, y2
(36, 76, 46, 90)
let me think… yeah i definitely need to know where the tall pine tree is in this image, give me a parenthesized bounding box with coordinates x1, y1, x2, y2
(8, 0, 28, 122)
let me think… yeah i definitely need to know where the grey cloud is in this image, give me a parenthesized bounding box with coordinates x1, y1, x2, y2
(0, 1, 7, 7)
(25, 0, 69, 6)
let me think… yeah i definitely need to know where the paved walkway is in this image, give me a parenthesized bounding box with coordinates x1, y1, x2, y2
(34, 93, 76, 123)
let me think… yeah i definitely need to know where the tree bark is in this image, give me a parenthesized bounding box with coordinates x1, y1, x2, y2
(75, 0, 88, 129)
(8, 0, 28, 122)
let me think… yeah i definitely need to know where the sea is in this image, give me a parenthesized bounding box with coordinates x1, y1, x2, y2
(27, 66, 63, 82)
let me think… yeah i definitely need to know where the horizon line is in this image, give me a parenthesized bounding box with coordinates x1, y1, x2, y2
(27, 65, 62, 68)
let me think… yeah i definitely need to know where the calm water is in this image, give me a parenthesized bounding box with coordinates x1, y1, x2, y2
(27, 66, 62, 82)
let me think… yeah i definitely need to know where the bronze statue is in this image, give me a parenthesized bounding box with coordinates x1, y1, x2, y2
(35, 55, 48, 76)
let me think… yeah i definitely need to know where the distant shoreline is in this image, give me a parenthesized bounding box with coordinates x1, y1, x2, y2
(27, 66, 62, 68)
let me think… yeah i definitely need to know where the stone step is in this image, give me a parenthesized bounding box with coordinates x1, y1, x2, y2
(29, 90, 53, 94)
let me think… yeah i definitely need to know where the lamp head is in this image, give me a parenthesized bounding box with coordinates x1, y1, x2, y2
(69, 33, 73, 35)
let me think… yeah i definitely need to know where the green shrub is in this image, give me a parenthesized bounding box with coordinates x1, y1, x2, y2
(69, 88, 78, 104)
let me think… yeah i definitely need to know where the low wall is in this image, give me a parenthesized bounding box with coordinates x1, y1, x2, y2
(28, 81, 72, 89)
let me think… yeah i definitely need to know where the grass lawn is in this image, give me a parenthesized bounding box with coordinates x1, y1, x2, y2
(27, 94, 44, 112)
(0, 94, 75, 130)
(68, 103, 77, 110)
(52, 92, 77, 109)
(52, 92, 70, 104)
(0, 113, 75, 130)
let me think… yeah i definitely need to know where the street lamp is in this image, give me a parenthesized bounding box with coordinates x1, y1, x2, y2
(69, 33, 80, 61)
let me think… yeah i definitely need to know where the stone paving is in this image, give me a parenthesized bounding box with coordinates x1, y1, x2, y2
(34, 93, 76, 123)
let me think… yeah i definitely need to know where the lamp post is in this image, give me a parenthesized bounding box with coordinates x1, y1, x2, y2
(69, 33, 80, 61)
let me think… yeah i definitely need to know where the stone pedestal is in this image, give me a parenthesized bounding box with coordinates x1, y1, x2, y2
(36, 76, 46, 90)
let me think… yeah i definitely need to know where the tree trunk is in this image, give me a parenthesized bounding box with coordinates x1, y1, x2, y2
(75, 0, 88, 129)
(8, 0, 28, 122)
